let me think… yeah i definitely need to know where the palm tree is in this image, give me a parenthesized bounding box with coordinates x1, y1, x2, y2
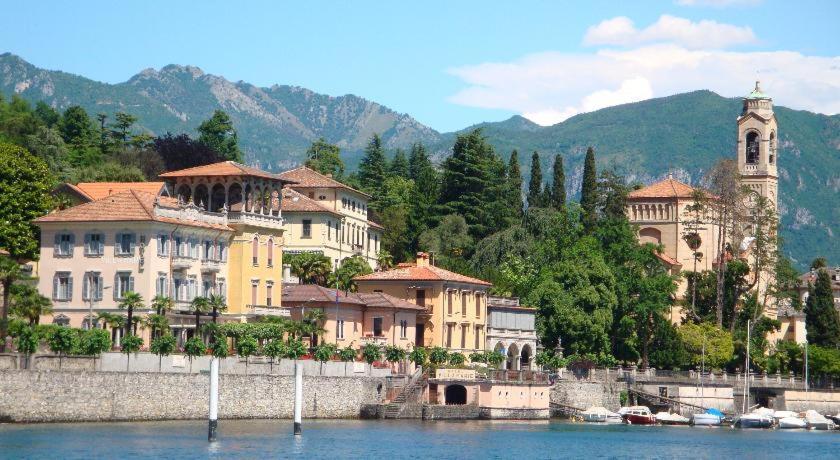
(149, 295, 173, 338)
(9, 284, 52, 325)
(0, 256, 22, 352)
(303, 309, 327, 347)
(190, 296, 210, 336)
(375, 250, 394, 272)
(290, 252, 332, 285)
(118, 291, 144, 339)
(207, 293, 227, 324)
(97, 312, 126, 349)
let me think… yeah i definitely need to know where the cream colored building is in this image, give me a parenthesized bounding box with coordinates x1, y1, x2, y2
(354, 252, 491, 355)
(278, 166, 383, 269)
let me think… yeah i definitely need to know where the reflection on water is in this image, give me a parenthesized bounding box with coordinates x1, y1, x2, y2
(1, 419, 837, 459)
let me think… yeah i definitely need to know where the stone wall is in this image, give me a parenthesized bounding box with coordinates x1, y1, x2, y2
(422, 404, 481, 420)
(550, 380, 622, 412)
(0, 370, 386, 423)
(781, 390, 840, 413)
(478, 407, 549, 419)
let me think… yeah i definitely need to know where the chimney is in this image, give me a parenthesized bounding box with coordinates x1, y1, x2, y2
(416, 252, 430, 268)
(282, 264, 295, 283)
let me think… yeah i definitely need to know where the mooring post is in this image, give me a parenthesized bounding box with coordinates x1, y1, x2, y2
(294, 360, 303, 435)
(208, 357, 219, 442)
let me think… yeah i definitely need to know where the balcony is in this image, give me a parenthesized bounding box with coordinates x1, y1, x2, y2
(228, 211, 284, 230)
(200, 258, 222, 273)
(351, 243, 364, 255)
(361, 335, 388, 346)
(171, 254, 195, 270)
(246, 304, 291, 317)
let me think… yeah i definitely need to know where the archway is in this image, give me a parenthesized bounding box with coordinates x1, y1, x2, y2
(746, 131, 760, 164)
(494, 342, 505, 369)
(210, 183, 226, 212)
(194, 184, 209, 210)
(506, 343, 519, 370)
(520, 344, 532, 371)
(638, 227, 662, 245)
(445, 384, 467, 405)
(176, 184, 191, 204)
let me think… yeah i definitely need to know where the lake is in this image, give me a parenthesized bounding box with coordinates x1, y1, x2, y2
(1, 419, 837, 459)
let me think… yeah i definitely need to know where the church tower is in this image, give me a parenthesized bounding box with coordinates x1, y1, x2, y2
(737, 81, 779, 213)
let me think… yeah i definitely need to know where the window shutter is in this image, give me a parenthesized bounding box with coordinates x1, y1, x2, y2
(53, 233, 61, 254)
(114, 273, 119, 300)
(84, 234, 91, 256)
(129, 234, 136, 253)
(82, 274, 90, 301)
(115, 233, 123, 255)
(67, 276, 73, 301)
(128, 275, 135, 293)
(98, 234, 105, 255)
(68, 234, 75, 257)
(52, 275, 59, 300)
(96, 275, 103, 300)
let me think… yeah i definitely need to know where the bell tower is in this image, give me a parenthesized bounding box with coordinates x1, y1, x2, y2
(737, 81, 778, 213)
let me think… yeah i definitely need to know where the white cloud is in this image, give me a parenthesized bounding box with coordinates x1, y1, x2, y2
(448, 44, 840, 125)
(584, 15, 757, 49)
(676, 0, 762, 7)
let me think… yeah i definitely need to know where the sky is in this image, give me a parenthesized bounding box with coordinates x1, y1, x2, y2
(2, 0, 839, 132)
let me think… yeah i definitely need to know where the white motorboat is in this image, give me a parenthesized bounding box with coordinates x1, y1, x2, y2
(581, 406, 623, 423)
(734, 412, 773, 429)
(655, 412, 690, 425)
(772, 410, 798, 421)
(777, 416, 807, 429)
(804, 410, 836, 430)
(690, 409, 724, 426)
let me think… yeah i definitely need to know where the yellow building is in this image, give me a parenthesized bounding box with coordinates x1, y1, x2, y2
(160, 161, 292, 317)
(354, 252, 492, 354)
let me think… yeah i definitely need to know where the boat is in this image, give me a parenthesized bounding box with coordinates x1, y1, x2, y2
(772, 410, 798, 421)
(777, 416, 807, 429)
(655, 412, 690, 425)
(804, 410, 836, 430)
(690, 409, 724, 426)
(825, 413, 840, 426)
(620, 406, 656, 425)
(581, 406, 623, 423)
(733, 412, 774, 429)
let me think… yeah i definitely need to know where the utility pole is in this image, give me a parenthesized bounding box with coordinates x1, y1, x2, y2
(294, 360, 303, 435)
(208, 357, 219, 442)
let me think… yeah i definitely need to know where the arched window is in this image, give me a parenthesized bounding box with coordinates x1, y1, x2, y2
(769, 131, 776, 164)
(210, 183, 226, 212)
(267, 238, 274, 267)
(252, 236, 259, 266)
(194, 184, 209, 210)
(176, 184, 191, 204)
(746, 131, 760, 164)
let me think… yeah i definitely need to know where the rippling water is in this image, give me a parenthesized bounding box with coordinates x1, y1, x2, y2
(1, 419, 837, 459)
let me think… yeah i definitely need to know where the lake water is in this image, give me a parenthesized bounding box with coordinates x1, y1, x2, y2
(1, 419, 838, 459)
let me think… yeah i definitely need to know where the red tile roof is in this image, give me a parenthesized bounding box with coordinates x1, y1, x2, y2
(280, 188, 342, 216)
(367, 220, 384, 230)
(35, 190, 232, 231)
(281, 284, 425, 311)
(159, 161, 289, 182)
(354, 263, 492, 286)
(628, 177, 698, 199)
(74, 182, 166, 200)
(654, 251, 682, 267)
(279, 166, 370, 198)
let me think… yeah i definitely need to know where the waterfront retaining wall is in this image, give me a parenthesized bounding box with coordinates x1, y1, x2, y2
(780, 390, 840, 413)
(0, 370, 386, 423)
(550, 380, 622, 412)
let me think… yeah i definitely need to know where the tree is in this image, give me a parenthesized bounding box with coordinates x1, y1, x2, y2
(527, 151, 543, 208)
(143, 314, 169, 341)
(0, 257, 22, 350)
(34, 101, 60, 127)
(678, 322, 734, 370)
(208, 293, 227, 324)
(197, 110, 241, 162)
(16, 326, 39, 369)
(0, 142, 54, 260)
(118, 291, 144, 339)
(48, 326, 79, 369)
(375, 250, 394, 272)
(383, 345, 407, 371)
(154, 133, 225, 172)
(333, 255, 373, 292)
(121, 334, 143, 371)
(305, 138, 344, 178)
(580, 147, 598, 231)
(361, 343, 381, 368)
(288, 252, 332, 285)
(358, 134, 388, 196)
(448, 353, 465, 366)
(263, 338, 287, 374)
(550, 154, 566, 211)
(810, 257, 828, 271)
(313, 342, 338, 374)
(58, 106, 95, 148)
(236, 334, 259, 374)
(80, 328, 112, 370)
(407, 142, 440, 247)
(338, 346, 357, 376)
(390, 149, 410, 178)
(110, 112, 138, 146)
(429, 346, 449, 365)
(804, 268, 840, 347)
(506, 150, 524, 219)
(149, 295, 173, 338)
(150, 334, 177, 372)
(285, 338, 307, 360)
(418, 214, 472, 272)
(409, 346, 428, 367)
(184, 336, 206, 373)
(190, 296, 210, 331)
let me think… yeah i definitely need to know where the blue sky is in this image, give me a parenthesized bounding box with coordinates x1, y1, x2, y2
(2, 0, 838, 131)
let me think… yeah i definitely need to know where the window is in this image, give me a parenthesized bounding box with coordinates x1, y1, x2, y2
(461, 325, 468, 349)
(82, 272, 103, 301)
(189, 238, 199, 259)
(474, 326, 480, 350)
(173, 277, 186, 302)
(746, 131, 760, 164)
(203, 280, 212, 297)
(203, 240, 213, 260)
(216, 278, 226, 296)
(174, 236, 183, 256)
(461, 292, 467, 317)
(218, 242, 227, 262)
(373, 317, 383, 337)
(400, 320, 407, 339)
(114, 272, 134, 299)
(475, 293, 481, 317)
(115, 232, 135, 256)
(252, 236, 259, 265)
(446, 324, 453, 347)
(54, 233, 74, 257)
(447, 291, 453, 315)
(52, 272, 73, 301)
(337, 319, 345, 339)
(156, 273, 168, 297)
(53, 314, 70, 326)
(267, 238, 274, 267)
(266, 282, 273, 306)
(157, 234, 170, 256)
(187, 277, 197, 300)
(327, 220, 332, 241)
(308, 192, 314, 199)
(416, 289, 426, 309)
(302, 220, 312, 239)
(251, 281, 258, 305)
(352, 201, 356, 212)
(84, 233, 104, 256)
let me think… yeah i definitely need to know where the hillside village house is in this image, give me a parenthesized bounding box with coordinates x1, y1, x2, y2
(354, 252, 491, 355)
(278, 166, 383, 270)
(34, 190, 233, 346)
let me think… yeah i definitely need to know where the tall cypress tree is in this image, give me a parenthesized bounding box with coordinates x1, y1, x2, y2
(804, 269, 840, 347)
(550, 153, 566, 210)
(507, 150, 524, 219)
(527, 151, 543, 208)
(580, 147, 598, 230)
(407, 142, 439, 251)
(358, 134, 388, 195)
(390, 148, 409, 178)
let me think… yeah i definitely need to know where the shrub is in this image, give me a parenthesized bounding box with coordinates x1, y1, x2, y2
(361, 343, 381, 364)
(80, 329, 112, 356)
(150, 334, 177, 358)
(15, 326, 39, 356)
(338, 346, 357, 362)
(429, 346, 449, 365)
(409, 346, 428, 366)
(184, 337, 206, 360)
(383, 345, 407, 363)
(448, 353, 466, 366)
(314, 343, 338, 363)
(48, 326, 79, 358)
(121, 334, 143, 354)
(236, 335, 259, 359)
(285, 338, 307, 360)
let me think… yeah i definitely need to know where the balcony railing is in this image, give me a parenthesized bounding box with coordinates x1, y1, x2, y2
(228, 211, 284, 230)
(200, 258, 222, 272)
(361, 336, 388, 346)
(246, 304, 291, 317)
(488, 369, 549, 383)
(171, 254, 195, 269)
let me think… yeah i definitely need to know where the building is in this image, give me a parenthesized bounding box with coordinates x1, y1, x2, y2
(56, 182, 168, 206)
(278, 166, 383, 269)
(486, 296, 538, 371)
(160, 161, 293, 317)
(281, 284, 424, 355)
(797, 267, 840, 308)
(33, 190, 233, 345)
(354, 252, 491, 355)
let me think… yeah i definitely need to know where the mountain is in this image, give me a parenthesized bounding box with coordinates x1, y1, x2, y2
(1, 53, 837, 268)
(0, 53, 440, 170)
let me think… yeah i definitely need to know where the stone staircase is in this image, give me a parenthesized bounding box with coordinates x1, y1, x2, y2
(383, 368, 427, 419)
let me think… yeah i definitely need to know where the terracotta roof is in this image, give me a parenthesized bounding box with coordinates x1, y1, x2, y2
(354, 263, 492, 286)
(367, 220, 384, 230)
(654, 251, 682, 267)
(280, 188, 341, 216)
(159, 161, 289, 181)
(281, 284, 424, 311)
(34, 190, 232, 231)
(74, 182, 166, 200)
(279, 166, 370, 198)
(628, 177, 699, 199)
